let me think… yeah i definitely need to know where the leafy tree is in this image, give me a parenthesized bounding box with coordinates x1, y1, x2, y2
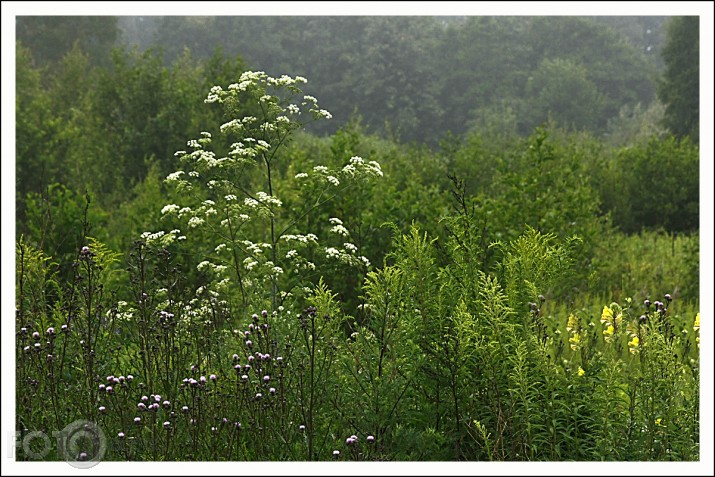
(523, 58, 607, 132)
(15, 16, 119, 65)
(657, 16, 699, 144)
(605, 136, 699, 233)
(526, 17, 657, 130)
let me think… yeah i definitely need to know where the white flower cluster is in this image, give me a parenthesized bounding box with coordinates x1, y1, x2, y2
(256, 191, 282, 208)
(166, 171, 185, 182)
(330, 224, 349, 237)
(161, 204, 180, 215)
(140, 229, 186, 246)
(188, 217, 205, 228)
(281, 233, 319, 245)
(323, 245, 370, 268)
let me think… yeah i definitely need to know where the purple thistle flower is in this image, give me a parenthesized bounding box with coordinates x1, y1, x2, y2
(241, 374, 248, 382)
(98, 406, 106, 413)
(81, 246, 90, 254)
(98, 384, 106, 392)
(234, 364, 242, 372)
(200, 376, 207, 385)
(245, 340, 253, 348)
(235, 422, 242, 429)
(163, 421, 171, 429)
(255, 392, 263, 400)
(244, 365, 251, 372)
(155, 394, 162, 402)
(261, 309, 268, 318)
(137, 403, 146, 411)
(61, 324, 68, 332)
(78, 452, 88, 461)
(346, 437, 356, 445)
(232, 353, 239, 361)
(350, 434, 358, 441)
(263, 375, 270, 383)
(248, 323, 254, 331)
(248, 355, 255, 363)
(644, 299, 651, 307)
(299, 425, 306, 431)
(252, 313, 259, 322)
(46, 327, 55, 336)
(134, 417, 142, 425)
(367, 435, 375, 443)
(32, 332, 40, 339)
(118, 376, 126, 383)
(665, 293, 672, 301)
(118, 432, 125, 439)
(107, 375, 115, 383)
(113, 377, 120, 385)
(269, 387, 276, 395)
(210, 374, 217, 382)
(276, 357, 283, 365)
(127, 375, 133, 383)
(182, 406, 189, 413)
(106, 386, 114, 394)
(162, 401, 171, 409)
(20, 327, 27, 334)
(141, 395, 149, 402)
(46, 354, 54, 362)
(332, 450, 340, 458)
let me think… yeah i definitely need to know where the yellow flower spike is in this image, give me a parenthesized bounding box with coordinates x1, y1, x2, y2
(693, 312, 700, 332)
(577, 367, 585, 376)
(655, 418, 663, 426)
(569, 333, 581, 351)
(601, 305, 613, 324)
(566, 313, 578, 332)
(628, 335, 639, 354)
(615, 312, 623, 327)
(603, 324, 614, 336)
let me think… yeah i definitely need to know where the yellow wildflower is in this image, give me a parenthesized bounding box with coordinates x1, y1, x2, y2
(601, 305, 613, 324)
(603, 324, 614, 336)
(693, 312, 700, 332)
(569, 332, 581, 351)
(628, 335, 640, 354)
(566, 313, 578, 332)
(655, 418, 663, 426)
(577, 367, 585, 376)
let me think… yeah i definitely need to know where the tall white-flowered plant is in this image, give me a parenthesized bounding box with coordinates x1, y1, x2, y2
(157, 71, 383, 308)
